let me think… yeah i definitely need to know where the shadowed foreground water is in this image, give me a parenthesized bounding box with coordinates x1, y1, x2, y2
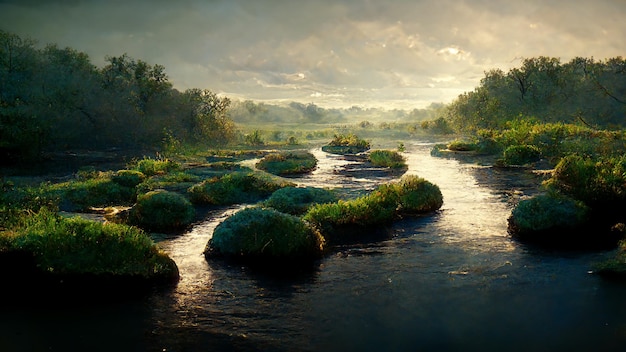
(2, 142, 626, 351)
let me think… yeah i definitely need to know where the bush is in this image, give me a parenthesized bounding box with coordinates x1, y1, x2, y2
(264, 187, 338, 215)
(395, 175, 444, 214)
(128, 190, 195, 231)
(322, 133, 370, 154)
(501, 144, 541, 165)
(2, 208, 179, 281)
(447, 139, 478, 152)
(256, 151, 317, 176)
(507, 193, 590, 241)
(205, 207, 324, 261)
(546, 154, 626, 207)
(368, 150, 407, 169)
(111, 170, 146, 188)
(188, 172, 294, 205)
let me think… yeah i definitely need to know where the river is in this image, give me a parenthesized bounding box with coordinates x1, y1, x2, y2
(2, 141, 626, 351)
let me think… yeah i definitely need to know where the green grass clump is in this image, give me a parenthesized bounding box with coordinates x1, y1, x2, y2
(322, 133, 370, 154)
(131, 157, 181, 176)
(507, 193, 590, 239)
(501, 144, 541, 166)
(264, 187, 338, 215)
(205, 207, 324, 260)
(304, 175, 442, 241)
(255, 151, 317, 176)
(188, 172, 294, 205)
(447, 139, 479, 152)
(111, 170, 146, 188)
(128, 190, 195, 231)
(1, 208, 178, 280)
(136, 171, 201, 194)
(368, 150, 407, 169)
(48, 177, 136, 212)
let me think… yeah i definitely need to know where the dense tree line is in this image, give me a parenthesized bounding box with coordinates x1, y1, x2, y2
(0, 30, 235, 162)
(442, 56, 626, 131)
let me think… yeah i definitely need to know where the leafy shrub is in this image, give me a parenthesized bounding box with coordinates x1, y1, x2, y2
(264, 187, 338, 215)
(132, 157, 180, 176)
(188, 172, 294, 205)
(256, 151, 317, 176)
(128, 190, 195, 231)
(2, 208, 178, 280)
(205, 207, 324, 260)
(368, 150, 407, 169)
(501, 144, 541, 166)
(546, 154, 626, 207)
(508, 193, 590, 239)
(322, 133, 370, 154)
(111, 170, 146, 188)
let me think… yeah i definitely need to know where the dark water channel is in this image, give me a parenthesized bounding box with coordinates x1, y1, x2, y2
(3, 142, 626, 351)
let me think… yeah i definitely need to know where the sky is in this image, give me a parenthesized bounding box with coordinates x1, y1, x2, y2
(1, 0, 625, 110)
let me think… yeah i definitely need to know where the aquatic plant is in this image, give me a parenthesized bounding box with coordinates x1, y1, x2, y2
(447, 139, 479, 152)
(128, 190, 195, 231)
(205, 207, 324, 261)
(255, 151, 317, 176)
(263, 186, 338, 215)
(368, 150, 407, 169)
(1, 208, 179, 281)
(188, 172, 294, 205)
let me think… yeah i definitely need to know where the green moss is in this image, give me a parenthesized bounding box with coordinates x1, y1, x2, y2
(2, 208, 178, 281)
(395, 175, 444, 214)
(205, 207, 324, 260)
(188, 172, 294, 205)
(263, 187, 338, 215)
(256, 151, 317, 176)
(368, 150, 407, 169)
(129, 190, 195, 231)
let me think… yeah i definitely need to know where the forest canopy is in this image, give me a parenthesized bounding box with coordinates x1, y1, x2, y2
(0, 30, 235, 162)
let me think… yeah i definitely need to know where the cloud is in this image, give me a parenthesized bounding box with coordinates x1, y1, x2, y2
(1, 0, 625, 109)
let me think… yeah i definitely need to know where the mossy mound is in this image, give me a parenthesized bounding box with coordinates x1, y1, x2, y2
(501, 144, 541, 166)
(304, 175, 442, 243)
(48, 177, 136, 212)
(256, 151, 317, 176)
(0, 209, 179, 286)
(188, 172, 294, 205)
(129, 190, 195, 231)
(507, 193, 597, 246)
(111, 169, 146, 188)
(263, 186, 338, 215)
(205, 207, 325, 263)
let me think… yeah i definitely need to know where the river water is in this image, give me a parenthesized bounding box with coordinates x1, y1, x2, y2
(3, 142, 626, 351)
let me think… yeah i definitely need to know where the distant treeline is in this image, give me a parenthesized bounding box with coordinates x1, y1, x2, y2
(228, 100, 445, 125)
(0, 30, 235, 162)
(442, 56, 626, 131)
